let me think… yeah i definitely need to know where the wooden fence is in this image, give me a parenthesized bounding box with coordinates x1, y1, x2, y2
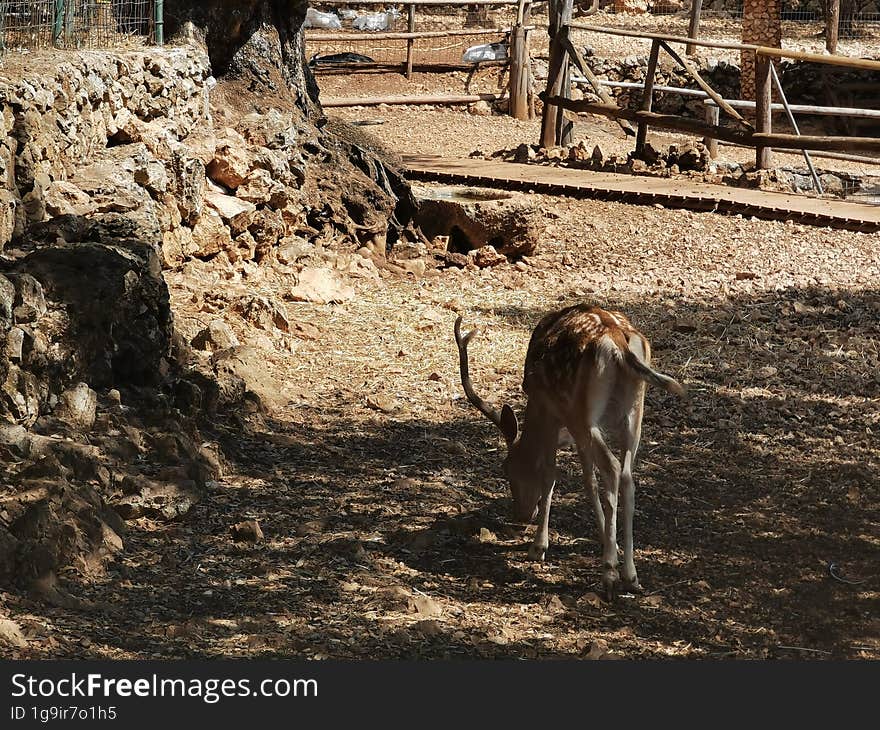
(308, 0, 535, 120)
(540, 0, 880, 170)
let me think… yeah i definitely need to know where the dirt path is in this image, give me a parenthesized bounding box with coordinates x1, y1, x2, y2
(7, 181, 878, 658)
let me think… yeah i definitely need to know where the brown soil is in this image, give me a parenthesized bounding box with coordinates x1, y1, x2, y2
(3, 66, 878, 661)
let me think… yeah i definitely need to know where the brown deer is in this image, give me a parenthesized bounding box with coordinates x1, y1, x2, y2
(454, 305, 685, 599)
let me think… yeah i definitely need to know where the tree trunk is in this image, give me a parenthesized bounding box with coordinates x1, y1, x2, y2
(165, 0, 320, 119)
(165, 0, 416, 248)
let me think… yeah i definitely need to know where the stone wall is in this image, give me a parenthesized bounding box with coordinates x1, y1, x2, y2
(0, 48, 212, 251)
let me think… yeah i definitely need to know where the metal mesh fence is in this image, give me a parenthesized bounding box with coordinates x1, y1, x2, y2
(0, 0, 156, 54)
(306, 4, 521, 68)
(608, 1, 880, 23)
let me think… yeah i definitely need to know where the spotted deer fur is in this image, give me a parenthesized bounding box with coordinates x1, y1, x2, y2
(454, 304, 685, 599)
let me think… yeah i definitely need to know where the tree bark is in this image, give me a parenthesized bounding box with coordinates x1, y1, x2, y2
(165, 0, 320, 119)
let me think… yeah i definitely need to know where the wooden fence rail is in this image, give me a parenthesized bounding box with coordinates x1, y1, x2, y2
(306, 0, 534, 119)
(542, 7, 880, 170)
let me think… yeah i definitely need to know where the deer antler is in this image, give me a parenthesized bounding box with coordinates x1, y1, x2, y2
(454, 316, 518, 445)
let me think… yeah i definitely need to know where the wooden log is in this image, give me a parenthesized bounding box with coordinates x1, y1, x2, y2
(659, 40, 752, 130)
(751, 133, 880, 153)
(636, 39, 661, 155)
(322, 93, 505, 107)
(547, 97, 880, 155)
(509, 25, 530, 120)
(569, 21, 880, 69)
(307, 27, 529, 41)
(318, 0, 521, 5)
(754, 46, 880, 71)
(540, 0, 573, 148)
(826, 0, 840, 53)
(754, 54, 773, 169)
(703, 98, 880, 119)
(546, 98, 754, 145)
(405, 5, 416, 78)
(558, 57, 573, 147)
(313, 61, 510, 74)
(561, 34, 635, 135)
(686, 0, 702, 56)
(703, 104, 719, 159)
(568, 22, 759, 51)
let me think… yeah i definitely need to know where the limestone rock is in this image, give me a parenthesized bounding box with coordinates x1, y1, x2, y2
(0, 190, 18, 251)
(234, 295, 290, 332)
(191, 208, 232, 259)
(288, 267, 355, 305)
(469, 245, 507, 268)
(53, 382, 98, 431)
(42, 180, 93, 218)
(207, 128, 251, 190)
(191, 320, 240, 352)
(7, 274, 47, 324)
(0, 274, 14, 332)
(204, 191, 256, 234)
(414, 188, 543, 258)
(468, 100, 492, 116)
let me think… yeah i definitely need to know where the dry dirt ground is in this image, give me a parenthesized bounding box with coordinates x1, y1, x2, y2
(5, 72, 880, 662)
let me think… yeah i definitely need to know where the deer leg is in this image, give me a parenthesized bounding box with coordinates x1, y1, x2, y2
(527, 480, 555, 562)
(576, 444, 605, 548)
(619, 401, 644, 592)
(591, 426, 621, 600)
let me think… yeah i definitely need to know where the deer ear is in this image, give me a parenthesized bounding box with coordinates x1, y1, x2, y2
(500, 404, 519, 446)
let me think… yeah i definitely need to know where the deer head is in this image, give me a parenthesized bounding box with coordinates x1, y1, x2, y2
(454, 316, 556, 524)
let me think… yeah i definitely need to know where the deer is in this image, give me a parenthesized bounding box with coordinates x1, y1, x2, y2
(454, 304, 685, 599)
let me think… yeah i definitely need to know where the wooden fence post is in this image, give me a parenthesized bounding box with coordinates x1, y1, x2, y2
(686, 0, 702, 56)
(635, 38, 660, 155)
(405, 4, 415, 78)
(509, 25, 529, 120)
(703, 104, 719, 159)
(540, 0, 573, 148)
(826, 0, 840, 54)
(755, 53, 773, 168)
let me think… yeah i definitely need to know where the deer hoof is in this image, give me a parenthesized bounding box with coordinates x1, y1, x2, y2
(527, 544, 547, 562)
(602, 568, 620, 601)
(620, 576, 643, 594)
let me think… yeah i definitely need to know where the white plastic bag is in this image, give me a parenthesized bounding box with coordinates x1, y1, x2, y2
(462, 42, 509, 63)
(352, 9, 401, 32)
(304, 8, 342, 29)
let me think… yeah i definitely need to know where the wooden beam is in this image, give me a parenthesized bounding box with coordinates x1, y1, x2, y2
(318, 0, 521, 5)
(322, 93, 505, 107)
(307, 27, 529, 41)
(703, 104, 719, 159)
(754, 46, 880, 71)
(509, 25, 530, 120)
(405, 5, 416, 78)
(636, 39, 660, 155)
(659, 40, 753, 130)
(545, 97, 753, 145)
(541, 0, 574, 148)
(686, 0, 702, 56)
(827, 0, 840, 53)
(568, 22, 759, 51)
(754, 54, 773, 169)
(751, 133, 880, 153)
(561, 34, 635, 135)
(570, 22, 880, 71)
(547, 96, 880, 154)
